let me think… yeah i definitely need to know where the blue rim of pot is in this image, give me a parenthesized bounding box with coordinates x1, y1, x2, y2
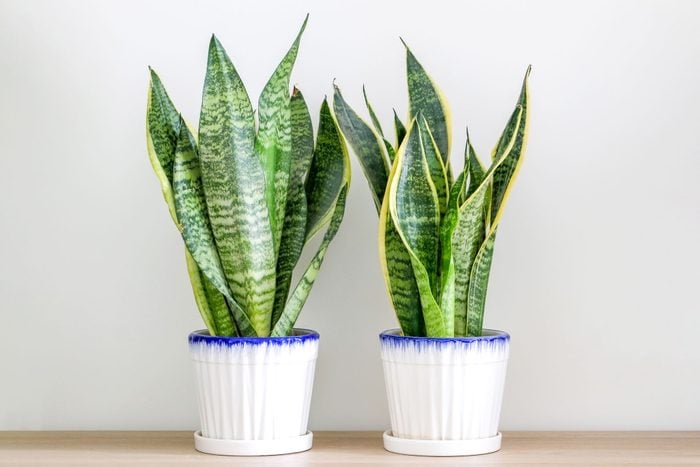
(379, 328, 509, 345)
(189, 328, 319, 346)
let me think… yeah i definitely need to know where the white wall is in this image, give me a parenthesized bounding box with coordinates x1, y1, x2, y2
(1, 0, 699, 431)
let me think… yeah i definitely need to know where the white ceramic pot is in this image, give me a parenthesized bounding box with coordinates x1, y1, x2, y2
(188, 328, 319, 456)
(380, 328, 510, 456)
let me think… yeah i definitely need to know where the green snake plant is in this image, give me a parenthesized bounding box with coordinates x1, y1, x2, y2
(333, 43, 529, 337)
(145, 17, 350, 337)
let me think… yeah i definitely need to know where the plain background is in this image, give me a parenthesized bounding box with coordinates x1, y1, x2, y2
(1, 0, 699, 431)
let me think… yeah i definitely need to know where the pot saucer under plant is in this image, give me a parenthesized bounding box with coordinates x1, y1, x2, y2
(190, 329, 319, 456)
(380, 329, 509, 456)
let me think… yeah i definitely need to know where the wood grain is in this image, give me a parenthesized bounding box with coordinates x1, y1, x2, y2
(0, 431, 698, 466)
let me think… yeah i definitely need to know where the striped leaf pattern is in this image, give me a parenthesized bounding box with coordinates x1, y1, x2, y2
(332, 84, 426, 335)
(184, 250, 222, 334)
(465, 134, 486, 201)
(199, 36, 277, 337)
(172, 118, 238, 336)
(145, 19, 348, 336)
(363, 86, 396, 161)
(305, 99, 349, 240)
(417, 116, 448, 216)
(147, 70, 230, 336)
(272, 187, 349, 337)
(451, 170, 491, 336)
(363, 86, 384, 137)
(466, 231, 496, 336)
(491, 66, 531, 225)
(393, 110, 407, 152)
(463, 69, 530, 335)
(256, 16, 308, 253)
(404, 42, 451, 166)
(272, 88, 314, 326)
(388, 120, 446, 336)
(173, 118, 231, 303)
(378, 200, 425, 336)
(438, 170, 465, 311)
(146, 68, 180, 223)
(333, 85, 390, 212)
(336, 42, 530, 337)
(274, 100, 350, 336)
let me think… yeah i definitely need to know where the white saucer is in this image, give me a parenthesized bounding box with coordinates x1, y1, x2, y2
(194, 430, 313, 456)
(382, 430, 502, 456)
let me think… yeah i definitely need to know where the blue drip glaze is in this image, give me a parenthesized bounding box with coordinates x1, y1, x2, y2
(379, 328, 509, 348)
(188, 328, 319, 347)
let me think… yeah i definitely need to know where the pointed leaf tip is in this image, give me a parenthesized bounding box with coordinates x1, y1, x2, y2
(148, 66, 161, 82)
(208, 34, 224, 52)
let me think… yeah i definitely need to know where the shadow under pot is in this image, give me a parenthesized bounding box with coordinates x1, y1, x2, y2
(188, 328, 319, 456)
(380, 329, 510, 457)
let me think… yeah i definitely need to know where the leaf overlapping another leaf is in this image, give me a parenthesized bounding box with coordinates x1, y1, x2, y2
(333, 85, 390, 213)
(272, 88, 314, 327)
(147, 70, 235, 336)
(256, 16, 308, 255)
(388, 119, 447, 336)
(273, 99, 351, 336)
(335, 41, 531, 337)
(198, 36, 277, 337)
(146, 18, 349, 337)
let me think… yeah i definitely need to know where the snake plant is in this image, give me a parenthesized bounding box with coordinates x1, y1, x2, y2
(334, 43, 529, 337)
(145, 17, 350, 337)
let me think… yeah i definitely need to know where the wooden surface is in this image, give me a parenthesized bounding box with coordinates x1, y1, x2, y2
(0, 431, 699, 466)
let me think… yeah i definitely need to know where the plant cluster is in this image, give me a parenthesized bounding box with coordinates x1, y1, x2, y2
(146, 17, 350, 337)
(333, 45, 530, 337)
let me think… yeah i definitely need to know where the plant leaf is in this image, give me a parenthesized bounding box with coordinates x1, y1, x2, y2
(466, 229, 496, 336)
(272, 88, 314, 326)
(146, 70, 225, 336)
(172, 118, 240, 335)
(404, 41, 451, 167)
(379, 210, 425, 336)
(491, 66, 531, 226)
(184, 249, 220, 334)
(272, 186, 349, 337)
(464, 67, 531, 335)
(146, 68, 180, 223)
(388, 120, 447, 336)
(256, 16, 308, 254)
(305, 98, 350, 241)
(464, 132, 486, 201)
(393, 109, 407, 151)
(273, 98, 350, 336)
(451, 175, 490, 336)
(199, 36, 277, 336)
(417, 116, 448, 217)
(378, 132, 425, 337)
(452, 104, 524, 336)
(363, 86, 396, 160)
(438, 169, 466, 330)
(172, 119, 228, 297)
(363, 85, 384, 137)
(333, 84, 390, 213)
